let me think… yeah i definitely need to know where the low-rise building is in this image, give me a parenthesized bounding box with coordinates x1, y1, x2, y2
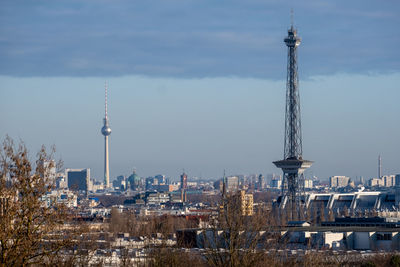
(41, 189, 77, 208)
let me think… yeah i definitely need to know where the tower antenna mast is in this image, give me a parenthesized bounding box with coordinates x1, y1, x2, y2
(105, 81, 108, 120)
(101, 81, 112, 188)
(273, 18, 313, 221)
(290, 8, 294, 27)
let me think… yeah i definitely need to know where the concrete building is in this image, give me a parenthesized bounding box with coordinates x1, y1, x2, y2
(396, 174, 400, 186)
(329, 176, 350, 188)
(55, 173, 67, 189)
(41, 189, 78, 208)
(240, 190, 253, 216)
(180, 172, 188, 190)
(39, 159, 56, 185)
(226, 176, 239, 193)
(177, 219, 400, 251)
(395, 174, 400, 207)
(369, 178, 384, 187)
(257, 174, 264, 190)
(66, 168, 90, 191)
(383, 175, 396, 187)
(146, 192, 170, 205)
(304, 179, 313, 189)
(369, 175, 396, 187)
(271, 178, 282, 189)
(156, 184, 176, 192)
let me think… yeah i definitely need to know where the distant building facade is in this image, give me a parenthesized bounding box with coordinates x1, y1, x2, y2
(41, 189, 78, 208)
(226, 176, 239, 192)
(329, 176, 350, 188)
(271, 178, 282, 189)
(180, 172, 188, 190)
(304, 179, 313, 189)
(257, 174, 264, 190)
(66, 168, 90, 191)
(369, 175, 395, 187)
(240, 190, 254, 216)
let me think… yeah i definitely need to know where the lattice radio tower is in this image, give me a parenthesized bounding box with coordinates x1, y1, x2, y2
(273, 18, 313, 220)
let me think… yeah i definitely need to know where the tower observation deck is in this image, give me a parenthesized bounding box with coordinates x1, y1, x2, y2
(273, 24, 313, 220)
(101, 82, 111, 188)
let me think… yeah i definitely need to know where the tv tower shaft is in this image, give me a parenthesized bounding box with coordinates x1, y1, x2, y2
(101, 82, 112, 188)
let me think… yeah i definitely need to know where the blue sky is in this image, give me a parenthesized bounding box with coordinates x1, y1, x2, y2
(0, 0, 399, 181)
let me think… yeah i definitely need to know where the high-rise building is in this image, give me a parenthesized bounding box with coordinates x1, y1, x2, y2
(271, 178, 282, 189)
(240, 190, 254, 216)
(378, 155, 382, 178)
(154, 174, 166, 185)
(226, 176, 239, 193)
(304, 179, 313, 189)
(113, 175, 126, 190)
(273, 21, 313, 219)
(66, 168, 90, 191)
(101, 82, 112, 188)
(180, 172, 188, 190)
(383, 175, 395, 187)
(369, 175, 395, 187)
(395, 174, 400, 207)
(329, 176, 350, 188)
(257, 174, 264, 190)
(369, 177, 384, 187)
(38, 160, 56, 185)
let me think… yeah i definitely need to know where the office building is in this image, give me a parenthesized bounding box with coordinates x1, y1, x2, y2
(226, 176, 239, 193)
(271, 177, 282, 189)
(369, 175, 395, 187)
(66, 168, 90, 191)
(240, 190, 254, 216)
(180, 172, 188, 190)
(329, 176, 350, 188)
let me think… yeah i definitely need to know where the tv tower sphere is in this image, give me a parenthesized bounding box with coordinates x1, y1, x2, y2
(101, 123, 112, 136)
(102, 81, 111, 188)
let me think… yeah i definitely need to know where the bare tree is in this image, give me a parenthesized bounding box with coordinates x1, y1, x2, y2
(201, 191, 279, 267)
(0, 137, 74, 265)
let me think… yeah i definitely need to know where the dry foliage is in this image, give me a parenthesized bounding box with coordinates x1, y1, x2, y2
(200, 191, 279, 267)
(0, 137, 87, 266)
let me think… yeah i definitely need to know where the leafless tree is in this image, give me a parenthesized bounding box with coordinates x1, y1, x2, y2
(200, 191, 279, 267)
(0, 137, 83, 265)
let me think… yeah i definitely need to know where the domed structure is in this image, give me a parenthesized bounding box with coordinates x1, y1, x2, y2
(101, 125, 112, 136)
(128, 170, 141, 190)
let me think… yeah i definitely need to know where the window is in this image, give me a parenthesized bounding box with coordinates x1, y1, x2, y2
(377, 233, 392, 240)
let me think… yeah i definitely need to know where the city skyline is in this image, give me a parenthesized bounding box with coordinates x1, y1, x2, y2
(1, 1, 399, 181)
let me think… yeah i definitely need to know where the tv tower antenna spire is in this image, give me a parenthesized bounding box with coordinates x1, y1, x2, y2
(273, 19, 313, 220)
(290, 8, 294, 27)
(105, 81, 108, 120)
(101, 81, 112, 188)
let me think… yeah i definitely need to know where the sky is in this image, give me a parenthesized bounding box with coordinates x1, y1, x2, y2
(0, 0, 399, 181)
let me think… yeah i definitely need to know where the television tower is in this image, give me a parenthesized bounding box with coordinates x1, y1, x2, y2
(273, 21, 313, 220)
(101, 81, 112, 188)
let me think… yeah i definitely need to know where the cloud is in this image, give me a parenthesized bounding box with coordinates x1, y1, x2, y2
(0, 0, 399, 78)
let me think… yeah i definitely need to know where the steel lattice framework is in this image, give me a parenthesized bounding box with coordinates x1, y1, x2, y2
(273, 25, 312, 220)
(284, 26, 302, 160)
